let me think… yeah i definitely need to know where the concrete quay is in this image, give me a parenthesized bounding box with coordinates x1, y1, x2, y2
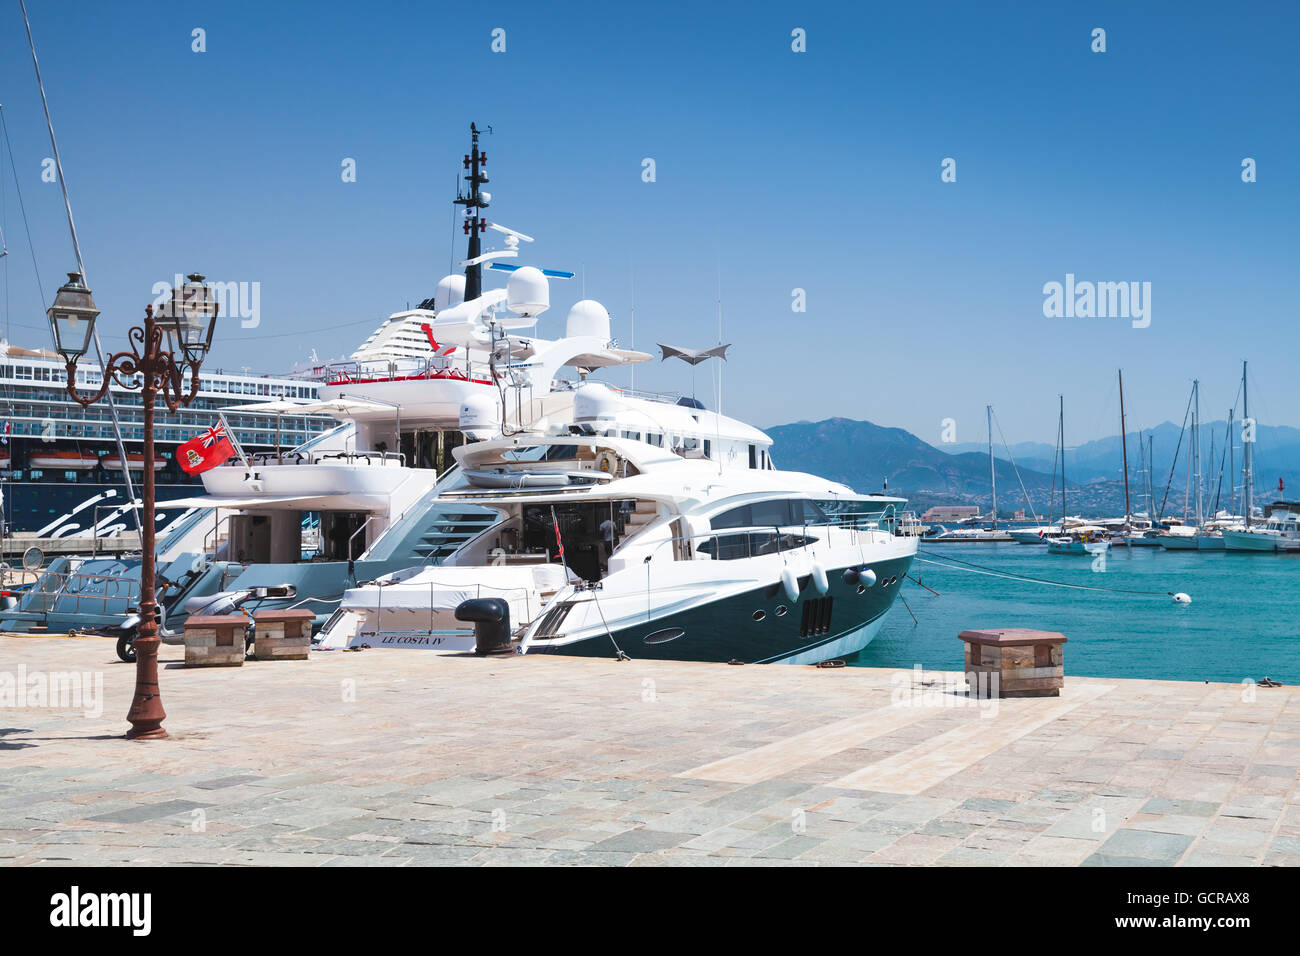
(2, 635, 1298, 867)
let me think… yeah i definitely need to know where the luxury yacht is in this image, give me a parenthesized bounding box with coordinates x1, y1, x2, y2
(319, 381, 918, 664)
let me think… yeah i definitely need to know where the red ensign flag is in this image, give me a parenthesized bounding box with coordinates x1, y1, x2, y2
(177, 423, 236, 475)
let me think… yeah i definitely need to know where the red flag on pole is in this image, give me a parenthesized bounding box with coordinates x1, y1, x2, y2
(177, 423, 236, 475)
(551, 508, 565, 561)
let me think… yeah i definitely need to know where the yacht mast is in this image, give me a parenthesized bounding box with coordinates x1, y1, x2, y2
(1119, 368, 1131, 520)
(1242, 360, 1253, 528)
(456, 123, 490, 300)
(987, 404, 997, 530)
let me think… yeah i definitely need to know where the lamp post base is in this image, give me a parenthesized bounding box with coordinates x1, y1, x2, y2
(125, 726, 169, 740)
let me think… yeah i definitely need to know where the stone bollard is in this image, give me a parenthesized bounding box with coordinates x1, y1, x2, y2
(959, 628, 1067, 698)
(183, 614, 248, 667)
(252, 609, 315, 661)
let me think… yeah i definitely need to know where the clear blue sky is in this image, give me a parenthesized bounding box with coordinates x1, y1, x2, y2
(1, 0, 1295, 445)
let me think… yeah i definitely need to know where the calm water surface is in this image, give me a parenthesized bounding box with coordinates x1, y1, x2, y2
(856, 542, 1300, 685)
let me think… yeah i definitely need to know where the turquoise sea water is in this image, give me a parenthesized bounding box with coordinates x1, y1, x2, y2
(855, 542, 1300, 685)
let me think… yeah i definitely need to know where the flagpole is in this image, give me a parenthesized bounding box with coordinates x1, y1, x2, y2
(217, 412, 250, 468)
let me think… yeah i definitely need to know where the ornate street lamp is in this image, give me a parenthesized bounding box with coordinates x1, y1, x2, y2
(49, 272, 219, 739)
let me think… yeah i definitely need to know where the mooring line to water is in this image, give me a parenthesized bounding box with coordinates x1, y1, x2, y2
(906, 574, 940, 596)
(915, 549, 1180, 598)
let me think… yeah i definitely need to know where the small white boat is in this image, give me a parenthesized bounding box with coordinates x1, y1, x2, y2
(1010, 526, 1060, 544)
(1046, 526, 1110, 554)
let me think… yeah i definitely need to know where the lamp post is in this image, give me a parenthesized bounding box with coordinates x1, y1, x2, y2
(48, 272, 219, 739)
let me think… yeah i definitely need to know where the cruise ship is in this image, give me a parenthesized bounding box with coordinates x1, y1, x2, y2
(0, 340, 330, 538)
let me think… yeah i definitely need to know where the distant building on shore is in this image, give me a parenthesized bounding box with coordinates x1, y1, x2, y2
(921, 505, 981, 522)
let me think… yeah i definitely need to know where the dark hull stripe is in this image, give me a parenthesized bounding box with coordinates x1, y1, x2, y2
(534, 554, 915, 664)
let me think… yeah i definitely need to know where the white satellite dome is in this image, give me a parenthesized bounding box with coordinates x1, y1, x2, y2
(506, 266, 549, 317)
(433, 274, 465, 312)
(459, 393, 501, 441)
(573, 382, 619, 424)
(566, 299, 610, 340)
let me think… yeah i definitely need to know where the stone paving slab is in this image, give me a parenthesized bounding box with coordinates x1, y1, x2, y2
(1, 636, 1298, 866)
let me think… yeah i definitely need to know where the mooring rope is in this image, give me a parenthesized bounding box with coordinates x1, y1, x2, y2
(916, 549, 1181, 598)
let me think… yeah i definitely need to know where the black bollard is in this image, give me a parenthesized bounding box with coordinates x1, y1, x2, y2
(454, 598, 514, 656)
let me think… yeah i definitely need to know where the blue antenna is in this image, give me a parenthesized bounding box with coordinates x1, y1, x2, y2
(488, 262, 575, 279)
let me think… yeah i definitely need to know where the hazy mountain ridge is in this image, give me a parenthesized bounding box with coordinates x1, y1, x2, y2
(767, 417, 1300, 517)
(942, 421, 1300, 487)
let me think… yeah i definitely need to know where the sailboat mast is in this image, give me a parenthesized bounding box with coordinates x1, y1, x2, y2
(987, 404, 997, 530)
(456, 123, 490, 301)
(1193, 379, 1203, 528)
(1228, 409, 1234, 514)
(1059, 396, 1067, 521)
(1242, 360, 1252, 528)
(1150, 441, 1157, 519)
(1119, 368, 1131, 520)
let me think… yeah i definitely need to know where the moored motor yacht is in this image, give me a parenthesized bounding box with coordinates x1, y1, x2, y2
(319, 380, 919, 664)
(1222, 501, 1300, 552)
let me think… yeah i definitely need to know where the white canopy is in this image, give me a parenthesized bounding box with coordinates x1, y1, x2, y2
(218, 399, 315, 414)
(292, 397, 397, 418)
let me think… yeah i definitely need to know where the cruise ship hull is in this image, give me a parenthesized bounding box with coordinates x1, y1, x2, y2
(2, 479, 205, 537)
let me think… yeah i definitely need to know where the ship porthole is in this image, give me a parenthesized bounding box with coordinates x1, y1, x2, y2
(856, 584, 866, 594)
(775, 605, 788, 617)
(752, 610, 766, 622)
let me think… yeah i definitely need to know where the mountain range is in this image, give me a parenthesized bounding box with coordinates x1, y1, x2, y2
(767, 417, 1300, 518)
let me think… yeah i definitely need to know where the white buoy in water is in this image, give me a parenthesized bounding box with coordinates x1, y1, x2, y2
(1173, 592, 1191, 604)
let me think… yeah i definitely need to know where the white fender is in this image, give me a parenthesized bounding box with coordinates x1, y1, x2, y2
(811, 562, 829, 595)
(858, 568, 877, 588)
(781, 565, 800, 604)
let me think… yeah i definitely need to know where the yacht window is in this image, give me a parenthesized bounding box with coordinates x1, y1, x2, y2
(697, 531, 817, 560)
(703, 439, 712, 458)
(751, 498, 794, 528)
(711, 504, 751, 529)
(794, 499, 830, 525)
(748, 444, 757, 469)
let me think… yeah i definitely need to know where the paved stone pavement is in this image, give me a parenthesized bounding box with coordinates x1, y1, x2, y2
(2, 635, 1299, 866)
